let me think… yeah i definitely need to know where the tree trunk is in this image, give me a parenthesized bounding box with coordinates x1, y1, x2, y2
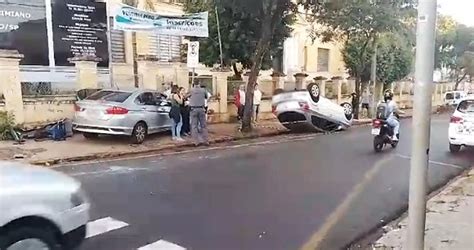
(455, 72, 467, 90)
(241, 38, 270, 132)
(232, 62, 242, 80)
(353, 78, 361, 120)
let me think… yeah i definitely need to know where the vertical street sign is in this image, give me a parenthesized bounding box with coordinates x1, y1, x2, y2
(187, 41, 199, 85)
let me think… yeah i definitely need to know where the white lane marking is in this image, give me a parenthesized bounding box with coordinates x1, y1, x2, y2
(138, 240, 186, 250)
(70, 166, 148, 177)
(301, 155, 395, 249)
(395, 154, 464, 170)
(86, 217, 129, 238)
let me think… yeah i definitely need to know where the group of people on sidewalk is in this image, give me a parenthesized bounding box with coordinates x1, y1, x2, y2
(165, 82, 211, 146)
(234, 84, 263, 123)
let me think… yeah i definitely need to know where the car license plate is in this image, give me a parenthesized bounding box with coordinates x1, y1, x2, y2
(371, 128, 380, 135)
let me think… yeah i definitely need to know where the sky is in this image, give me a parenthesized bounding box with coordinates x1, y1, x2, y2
(438, 0, 474, 27)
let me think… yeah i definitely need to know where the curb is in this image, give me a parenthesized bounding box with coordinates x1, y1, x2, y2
(30, 111, 443, 167)
(30, 129, 290, 167)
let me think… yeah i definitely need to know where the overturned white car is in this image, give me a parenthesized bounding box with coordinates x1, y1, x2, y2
(272, 83, 353, 132)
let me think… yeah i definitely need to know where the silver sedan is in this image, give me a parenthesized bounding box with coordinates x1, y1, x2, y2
(73, 89, 172, 144)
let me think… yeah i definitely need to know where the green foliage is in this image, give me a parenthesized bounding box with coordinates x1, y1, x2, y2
(183, 0, 296, 72)
(305, 0, 415, 42)
(435, 19, 474, 85)
(343, 33, 412, 86)
(0, 111, 15, 140)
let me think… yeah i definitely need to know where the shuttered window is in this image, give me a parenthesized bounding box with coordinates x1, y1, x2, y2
(317, 48, 330, 72)
(148, 33, 182, 62)
(110, 17, 126, 63)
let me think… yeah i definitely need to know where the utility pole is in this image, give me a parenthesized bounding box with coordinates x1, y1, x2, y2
(215, 5, 224, 68)
(407, 0, 437, 249)
(370, 40, 377, 117)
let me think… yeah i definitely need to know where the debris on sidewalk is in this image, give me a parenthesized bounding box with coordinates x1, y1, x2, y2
(373, 169, 474, 250)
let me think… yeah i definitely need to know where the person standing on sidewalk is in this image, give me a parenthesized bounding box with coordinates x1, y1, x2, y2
(179, 87, 191, 136)
(253, 84, 262, 123)
(188, 81, 210, 146)
(361, 89, 371, 118)
(234, 84, 246, 121)
(169, 86, 184, 141)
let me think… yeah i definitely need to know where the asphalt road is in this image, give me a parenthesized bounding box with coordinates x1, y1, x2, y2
(59, 115, 474, 250)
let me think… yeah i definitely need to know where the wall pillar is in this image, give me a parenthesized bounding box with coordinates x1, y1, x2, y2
(0, 50, 24, 124)
(136, 59, 159, 90)
(334, 79, 343, 104)
(213, 70, 233, 122)
(346, 77, 356, 94)
(173, 62, 190, 89)
(271, 71, 286, 93)
(71, 57, 99, 89)
(294, 72, 308, 90)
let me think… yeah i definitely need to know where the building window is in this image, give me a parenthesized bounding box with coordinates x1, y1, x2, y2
(110, 17, 126, 63)
(317, 48, 330, 72)
(148, 34, 182, 62)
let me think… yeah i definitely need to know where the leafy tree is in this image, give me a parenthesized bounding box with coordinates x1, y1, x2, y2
(187, 0, 299, 131)
(435, 19, 474, 88)
(184, 0, 295, 80)
(343, 33, 412, 94)
(304, 0, 415, 118)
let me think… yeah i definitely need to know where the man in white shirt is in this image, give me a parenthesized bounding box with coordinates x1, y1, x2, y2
(253, 84, 263, 122)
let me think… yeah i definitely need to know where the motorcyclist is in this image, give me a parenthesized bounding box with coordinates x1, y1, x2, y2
(383, 90, 404, 141)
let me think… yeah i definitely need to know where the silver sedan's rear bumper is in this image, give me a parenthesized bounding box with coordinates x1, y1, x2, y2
(73, 123, 133, 136)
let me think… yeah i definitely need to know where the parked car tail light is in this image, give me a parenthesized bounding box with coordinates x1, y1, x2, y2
(74, 103, 83, 112)
(106, 106, 129, 115)
(450, 116, 463, 124)
(299, 102, 310, 111)
(372, 119, 382, 128)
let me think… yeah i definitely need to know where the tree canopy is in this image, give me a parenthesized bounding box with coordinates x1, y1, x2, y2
(304, 0, 415, 118)
(435, 17, 474, 86)
(184, 0, 296, 78)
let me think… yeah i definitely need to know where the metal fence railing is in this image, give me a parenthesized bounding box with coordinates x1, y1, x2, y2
(21, 82, 76, 96)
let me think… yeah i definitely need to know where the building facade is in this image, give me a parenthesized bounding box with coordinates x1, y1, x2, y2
(283, 11, 347, 80)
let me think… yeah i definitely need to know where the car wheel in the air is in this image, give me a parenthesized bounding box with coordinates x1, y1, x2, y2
(0, 226, 61, 250)
(131, 122, 147, 144)
(307, 83, 320, 103)
(449, 143, 461, 153)
(340, 102, 353, 120)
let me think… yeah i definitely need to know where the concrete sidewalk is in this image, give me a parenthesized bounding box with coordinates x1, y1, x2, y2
(373, 168, 474, 250)
(0, 118, 384, 166)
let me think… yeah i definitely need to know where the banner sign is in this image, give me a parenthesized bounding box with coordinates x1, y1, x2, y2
(114, 4, 209, 38)
(0, 0, 49, 65)
(52, 0, 108, 67)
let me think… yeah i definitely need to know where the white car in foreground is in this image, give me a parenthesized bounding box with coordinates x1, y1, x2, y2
(272, 83, 353, 132)
(0, 161, 90, 250)
(448, 98, 474, 153)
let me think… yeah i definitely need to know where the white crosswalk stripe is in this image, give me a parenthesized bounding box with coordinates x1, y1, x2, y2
(138, 240, 186, 250)
(85, 217, 186, 249)
(86, 217, 129, 238)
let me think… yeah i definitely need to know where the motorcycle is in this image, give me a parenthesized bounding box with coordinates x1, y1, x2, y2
(372, 119, 399, 152)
